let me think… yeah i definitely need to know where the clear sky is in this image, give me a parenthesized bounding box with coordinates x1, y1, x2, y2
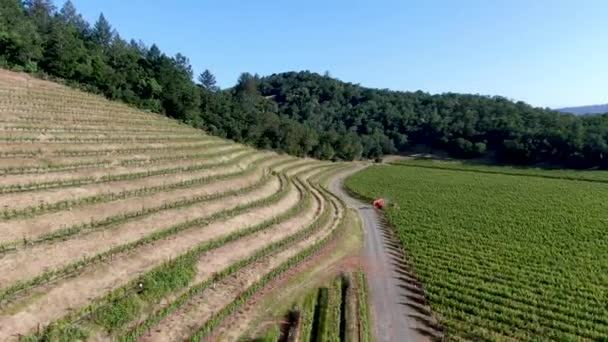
(61, 0, 607, 108)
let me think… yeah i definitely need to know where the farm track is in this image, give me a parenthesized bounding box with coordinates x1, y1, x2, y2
(331, 167, 431, 342)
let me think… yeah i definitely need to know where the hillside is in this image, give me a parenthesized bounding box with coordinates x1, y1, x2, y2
(2, 2, 608, 169)
(557, 103, 608, 115)
(0, 69, 367, 341)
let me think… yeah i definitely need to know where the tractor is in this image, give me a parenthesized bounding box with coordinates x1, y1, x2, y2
(373, 198, 385, 210)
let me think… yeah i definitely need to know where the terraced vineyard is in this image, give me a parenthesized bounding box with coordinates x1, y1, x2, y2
(346, 161, 608, 341)
(0, 69, 359, 341)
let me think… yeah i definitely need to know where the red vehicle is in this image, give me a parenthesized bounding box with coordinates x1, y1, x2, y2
(373, 198, 385, 209)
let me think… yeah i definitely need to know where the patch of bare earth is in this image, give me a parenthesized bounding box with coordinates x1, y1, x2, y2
(142, 173, 342, 341)
(92, 167, 327, 341)
(0, 170, 284, 287)
(0, 148, 246, 186)
(0, 171, 302, 340)
(0, 164, 263, 245)
(210, 187, 346, 342)
(0, 151, 266, 211)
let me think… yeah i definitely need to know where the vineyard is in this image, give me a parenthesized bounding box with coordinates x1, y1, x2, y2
(0, 69, 366, 341)
(346, 160, 608, 341)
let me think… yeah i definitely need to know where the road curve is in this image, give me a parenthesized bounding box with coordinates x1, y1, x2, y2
(330, 166, 431, 342)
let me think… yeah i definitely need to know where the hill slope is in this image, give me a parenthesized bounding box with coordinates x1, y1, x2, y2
(556, 103, 608, 115)
(0, 69, 352, 341)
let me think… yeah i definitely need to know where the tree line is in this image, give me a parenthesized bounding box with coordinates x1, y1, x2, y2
(2, 0, 607, 168)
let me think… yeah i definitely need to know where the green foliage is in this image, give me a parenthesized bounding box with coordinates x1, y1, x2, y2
(94, 296, 142, 331)
(93, 257, 196, 332)
(256, 324, 281, 342)
(3, 1, 607, 167)
(299, 289, 319, 342)
(346, 164, 608, 340)
(22, 322, 88, 342)
(356, 271, 372, 342)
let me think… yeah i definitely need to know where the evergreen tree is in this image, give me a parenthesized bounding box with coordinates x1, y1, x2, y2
(92, 13, 113, 52)
(24, 0, 55, 32)
(0, 0, 42, 68)
(197, 69, 218, 91)
(59, 0, 89, 35)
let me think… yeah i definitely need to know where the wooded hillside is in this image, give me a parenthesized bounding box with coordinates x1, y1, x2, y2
(2, 0, 608, 168)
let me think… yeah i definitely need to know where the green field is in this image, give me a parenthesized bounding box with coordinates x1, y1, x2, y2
(346, 161, 608, 341)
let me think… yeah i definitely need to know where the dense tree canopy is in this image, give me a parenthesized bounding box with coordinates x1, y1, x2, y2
(1, 0, 607, 168)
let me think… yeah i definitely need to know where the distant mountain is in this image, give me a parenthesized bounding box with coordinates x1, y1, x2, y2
(556, 104, 608, 115)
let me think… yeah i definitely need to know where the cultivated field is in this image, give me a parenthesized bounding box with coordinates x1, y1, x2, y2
(346, 160, 608, 341)
(0, 69, 364, 341)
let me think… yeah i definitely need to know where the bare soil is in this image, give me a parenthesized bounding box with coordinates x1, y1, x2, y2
(141, 171, 340, 342)
(0, 165, 264, 245)
(0, 172, 285, 287)
(0, 172, 300, 339)
(0, 150, 264, 211)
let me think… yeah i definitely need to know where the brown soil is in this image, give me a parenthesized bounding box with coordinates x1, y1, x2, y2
(0, 173, 285, 287)
(0, 151, 265, 211)
(0, 147, 242, 185)
(103, 170, 325, 341)
(0, 172, 300, 339)
(143, 172, 342, 341)
(0, 165, 264, 245)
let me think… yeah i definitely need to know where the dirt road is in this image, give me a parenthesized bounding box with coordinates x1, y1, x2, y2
(330, 167, 434, 342)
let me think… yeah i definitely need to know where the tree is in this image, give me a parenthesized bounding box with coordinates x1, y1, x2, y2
(41, 18, 89, 79)
(0, 0, 42, 68)
(24, 0, 55, 32)
(197, 69, 218, 92)
(59, 0, 89, 35)
(92, 13, 113, 52)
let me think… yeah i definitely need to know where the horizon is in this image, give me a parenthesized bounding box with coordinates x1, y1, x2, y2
(59, 0, 607, 108)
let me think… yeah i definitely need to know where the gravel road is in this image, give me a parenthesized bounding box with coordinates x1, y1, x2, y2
(330, 167, 435, 342)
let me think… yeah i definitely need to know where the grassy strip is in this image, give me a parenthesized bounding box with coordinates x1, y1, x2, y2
(0, 148, 257, 195)
(0, 149, 41, 158)
(298, 289, 320, 342)
(315, 277, 342, 342)
(0, 139, 223, 159)
(0, 143, 239, 176)
(0, 167, 270, 253)
(187, 177, 344, 341)
(327, 277, 343, 342)
(0, 135, 207, 143)
(391, 161, 608, 184)
(343, 273, 359, 341)
(0, 150, 261, 221)
(0, 172, 290, 306)
(14, 115, 181, 128)
(356, 271, 372, 342)
(52, 140, 223, 157)
(0, 124, 199, 135)
(256, 325, 281, 342)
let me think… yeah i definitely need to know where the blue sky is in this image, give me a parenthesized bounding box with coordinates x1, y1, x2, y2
(61, 0, 606, 108)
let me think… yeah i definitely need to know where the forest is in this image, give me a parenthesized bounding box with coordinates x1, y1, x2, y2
(2, 0, 608, 167)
